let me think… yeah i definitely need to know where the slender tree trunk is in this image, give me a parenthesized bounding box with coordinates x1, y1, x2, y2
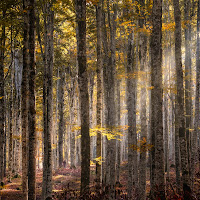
(0, 8, 6, 184)
(184, 0, 192, 180)
(116, 79, 121, 184)
(75, 0, 90, 195)
(21, 0, 28, 197)
(126, 27, 137, 199)
(42, 2, 53, 199)
(173, 0, 190, 186)
(70, 99, 75, 168)
(96, 0, 102, 187)
(193, 0, 200, 180)
(58, 66, 65, 168)
(14, 49, 22, 174)
(8, 93, 13, 182)
(150, 0, 165, 199)
(164, 94, 169, 180)
(102, 2, 117, 198)
(14, 95, 20, 174)
(89, 73, 95, 160)
(28, 0, 36, 199)
(175, 99, 181, 189)
(138, 1, 147, 197)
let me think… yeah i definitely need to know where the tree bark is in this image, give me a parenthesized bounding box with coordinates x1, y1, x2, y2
(42, 2, 54, 199)
(150, 0, 165, 198)
(173, 0, 190, 186)
(96, 0, 102, 187)
(28, 0, 36, 199)
(21, 0, 29, 197)
(193, 0, 200, 182)
(58, 66, 65, 168)
(126, 27, 137, 199)
(8, 93, 13, 182)
(0, 8, 6, 184)
(184, 0, 192, 180)
(75, 0, 90, 195)
(138, 0, 148, 197)
(102, 1, 117, 198)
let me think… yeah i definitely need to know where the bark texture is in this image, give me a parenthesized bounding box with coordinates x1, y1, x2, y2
(58, 66, 65, 168)
(42, 2, 54, 199)
(75, 0, 90, 195)
(0, 8, 6, 183)
(150, 0, 165, 198)
(96, 0, 102, 186)
(28, 0, 37, 199)
(184, 0, 192, 179)
(173, 0, 190, 186)
(138, 0, 147, 197)
(126, 28, 137, 199)
(21, 0, 28, 197)
(193, 0, 200, 183)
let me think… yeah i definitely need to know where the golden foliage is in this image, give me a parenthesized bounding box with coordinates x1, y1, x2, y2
(129, 137, 153, 152)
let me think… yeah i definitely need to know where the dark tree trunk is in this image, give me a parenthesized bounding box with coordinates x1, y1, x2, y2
(58, 66, 65, 168)
(42, 2, 54, 199)
(150, 0, 165, 199)
(184, 0, 192, 180)
(96, 0, 102, 186)
(21, 0, 29, 197)
(138, 0, 148, 197)
(0, 8, 6, 184)
(173, 0, 190, 186)
(126, 27, 137, 199)
(28, 0, 36, 199)
(75, 0, 90, 195)
(194, 0, 200, 178)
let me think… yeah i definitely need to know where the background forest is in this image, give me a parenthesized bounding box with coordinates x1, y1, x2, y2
(0, 0, 200, 199)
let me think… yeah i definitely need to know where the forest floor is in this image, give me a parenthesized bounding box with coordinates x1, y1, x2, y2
(0, 163, 200, 199)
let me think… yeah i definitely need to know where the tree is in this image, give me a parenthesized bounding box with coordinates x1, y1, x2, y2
(173, 0, 190, 186)
(21, 0, 29, 197)
(58, 66, 65, 168)
(184, 0, 192, 178)
(0, 6, 6, 184)
(42, 1, 54, 199)
(126, 26, 137, 198)
(95, 0, 102, 187)
(101, 2, 117, 198)
(150, 0, 165, 199)
(193, 0, 200, 181)
(138, 0, 148, 198)
(28, 0, 37, 199)
(75, 0, 90, 195)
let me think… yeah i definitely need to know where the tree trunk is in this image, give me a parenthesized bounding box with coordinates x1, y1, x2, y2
(0, 8, 6, 184)
(102, 2, 117, 198)
(116, 79, 121, 184)
(8, 94, 13, 182)
(21, 0, 29, 196)
(138, 0, 148, 197)
(75, 0, 90, 195)
(193, 0, 200, 181)
(42, 2, 54, 199)
(58, 66, 65, 168)
(14, 49, 22, 175)
(96, 0, 102, 187)
(70, 99, 75, 168)
(28, 0, 36, 199)
(173, 0, 190, 186)
(150, 0, 165, 199)
(184, 0, 192, 180)
(126, 27, 137, 199)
